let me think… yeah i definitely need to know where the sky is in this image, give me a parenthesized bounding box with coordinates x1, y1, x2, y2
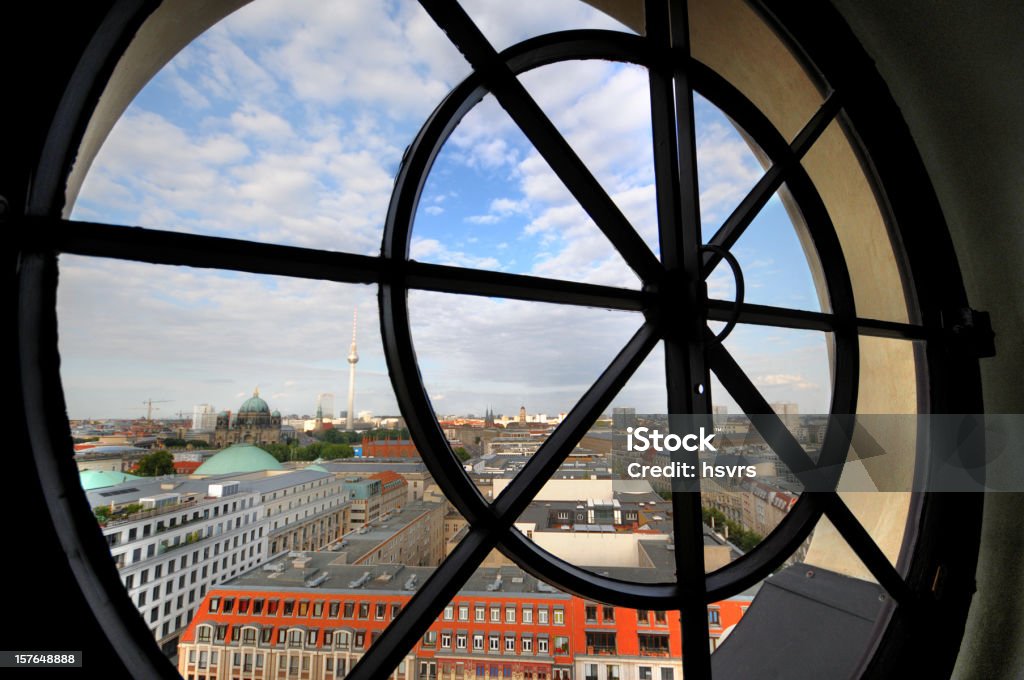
(61, 0, 831, 421)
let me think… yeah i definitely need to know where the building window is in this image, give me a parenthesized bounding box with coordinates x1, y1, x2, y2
(444, 605, 454, 621)
(456, 633, 467, 650)
(552, 608, 564, 625)
(586, 632, 616, 655)
(505, 636, 516, 652)
(489, 635, 499, 652)
(522, 637, 532, 653)
(639, 634, 670, 656)
(475, 605, 485, 623)
(505, 607, 516, 624)
(473, 634, 483, 651)
(708, 608, 721, 627)
(490, 606, 500, 623)
(458, 605, 469, 621)
(538, 609, 549, 625)
(522, 608, 533, 624)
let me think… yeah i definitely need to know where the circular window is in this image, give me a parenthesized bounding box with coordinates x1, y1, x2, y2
(16, 1, 985, 679)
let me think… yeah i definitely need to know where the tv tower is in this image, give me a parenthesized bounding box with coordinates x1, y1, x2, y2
(346, 308, 359, 430)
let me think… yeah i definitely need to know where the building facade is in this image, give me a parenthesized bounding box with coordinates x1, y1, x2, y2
(176, 561, 748, 680)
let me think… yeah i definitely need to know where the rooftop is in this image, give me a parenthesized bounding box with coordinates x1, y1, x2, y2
(330, 501, 442, 563)
(220, 556, 570, 597)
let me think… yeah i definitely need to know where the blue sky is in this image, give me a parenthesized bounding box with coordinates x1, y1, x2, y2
(61, 0, 831, 420)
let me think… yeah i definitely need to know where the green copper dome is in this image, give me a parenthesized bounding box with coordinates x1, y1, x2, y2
(238, 387, 270, 414)
(194, 443, 283, 475)
(80, 469, 142, 491)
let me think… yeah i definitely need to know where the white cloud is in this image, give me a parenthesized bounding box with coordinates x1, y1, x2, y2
(754, 374, 819, 390)
(410, 237, 499, 269)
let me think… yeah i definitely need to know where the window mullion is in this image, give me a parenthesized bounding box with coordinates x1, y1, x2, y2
(647, 0, 714, 677)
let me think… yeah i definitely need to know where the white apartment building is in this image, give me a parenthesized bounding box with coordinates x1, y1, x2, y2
(192, 404, 217, 431)
(86, 464, 350, 656)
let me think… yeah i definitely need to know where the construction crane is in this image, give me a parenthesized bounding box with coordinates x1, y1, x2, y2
(142, 398, 172, 421)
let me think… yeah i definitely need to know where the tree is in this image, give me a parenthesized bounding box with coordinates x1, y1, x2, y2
(135, 450, 174, 476)
(701, 507, 763, 553)
(321, 443, 354, 460)
(263, 442, 294, 462)
(454, 447, 470, 462)
(94, 505, 111, 523)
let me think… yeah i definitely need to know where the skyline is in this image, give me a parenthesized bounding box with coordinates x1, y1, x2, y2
(61, 0, 832, 419)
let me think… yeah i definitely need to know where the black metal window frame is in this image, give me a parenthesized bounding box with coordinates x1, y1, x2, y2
(12, 1, 986, 679)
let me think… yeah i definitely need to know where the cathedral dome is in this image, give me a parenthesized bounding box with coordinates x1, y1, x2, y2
(194, 443, 283, 475)
(238, 387, 270, 414)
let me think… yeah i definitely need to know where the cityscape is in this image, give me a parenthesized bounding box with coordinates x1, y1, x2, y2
(61, 4, 832, 679)
(74, 367, 813, 680)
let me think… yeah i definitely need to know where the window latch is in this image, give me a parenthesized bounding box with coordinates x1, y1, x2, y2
(944, 307, 996, 358)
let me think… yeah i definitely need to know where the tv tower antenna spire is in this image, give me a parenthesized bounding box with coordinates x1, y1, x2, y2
(346, 308, 359, 430)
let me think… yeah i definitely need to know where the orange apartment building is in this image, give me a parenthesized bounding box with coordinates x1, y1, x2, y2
(177, 558, 749, 680)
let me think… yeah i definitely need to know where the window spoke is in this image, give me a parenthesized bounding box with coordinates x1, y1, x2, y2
(703, 93, 843, 274)
(492, 322, 660, 519)
(345, 527, 498, 680)
(708, 340, 913, 600)
(417, 0, 662, 282)
(707, 297, 932, 340)
(707, 340, 820, 478)
(26, 217, 383, 286)
(809, 493, 915, 605)
(405, 260, 647, 312)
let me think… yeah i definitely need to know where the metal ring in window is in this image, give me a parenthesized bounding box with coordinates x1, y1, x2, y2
(700, 243, 744, 344)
